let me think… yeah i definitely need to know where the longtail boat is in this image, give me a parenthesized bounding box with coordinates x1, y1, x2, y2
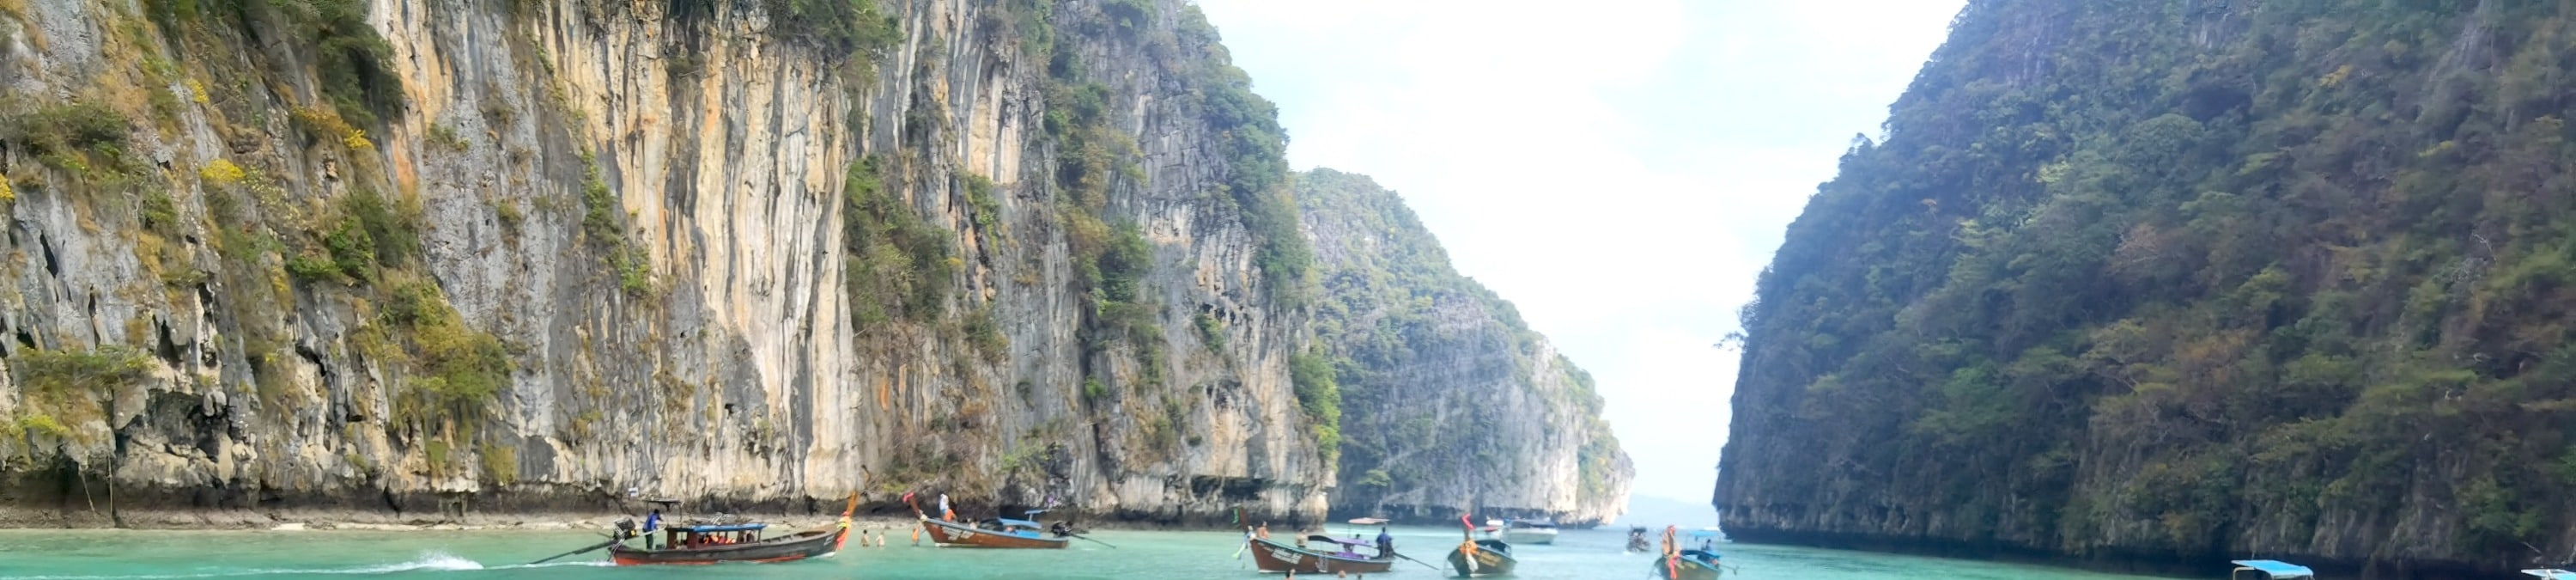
(1447, 538, 1517, 577)
(918, 516, 1072, 548)
(587, 495, 854, 566)
(1651, 549, 1723, 579)
(904, 492, 1072, 548)
(608, 522, 848, 565)
(1647, 525, 1722, 579)
(1245, 534, 1395, 574)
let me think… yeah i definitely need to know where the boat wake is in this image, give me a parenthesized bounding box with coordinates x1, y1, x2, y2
(16, 551, 611, 579)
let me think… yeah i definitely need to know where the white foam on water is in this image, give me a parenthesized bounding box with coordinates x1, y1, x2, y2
(336, 551, 487, 573)
(15, 551, 494, 579)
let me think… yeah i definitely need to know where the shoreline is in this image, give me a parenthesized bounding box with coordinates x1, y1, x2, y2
(0, 508, 925, 533)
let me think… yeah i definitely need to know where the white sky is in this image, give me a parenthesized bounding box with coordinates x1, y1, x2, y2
(1194, 0, 1966, 503)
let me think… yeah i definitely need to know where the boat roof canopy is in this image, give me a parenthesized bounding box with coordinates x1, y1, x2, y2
(993, 518, 1043, 529)
(669, 522, 766, 533)
(1304, 534, 1371, 546)
(2524, 570, 2576, 580)
(2231, 560, 2315, 578)
(1346, 517, 1389, 525)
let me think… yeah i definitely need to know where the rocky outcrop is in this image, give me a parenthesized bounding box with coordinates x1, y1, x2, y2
(1296, 169, 1631, 527)
(0, 0, 1328, 527)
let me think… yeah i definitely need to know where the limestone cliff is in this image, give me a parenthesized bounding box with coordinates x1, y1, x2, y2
(0, 0, 1329, 527)
(1722, 1, 2576, 577)
(1295, 169, 1631, 527)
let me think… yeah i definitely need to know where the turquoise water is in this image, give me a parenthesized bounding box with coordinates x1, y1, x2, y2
(0, 525, 2179, 579)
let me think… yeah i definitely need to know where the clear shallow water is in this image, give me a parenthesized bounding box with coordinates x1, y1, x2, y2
(0, 525, 2179, 579)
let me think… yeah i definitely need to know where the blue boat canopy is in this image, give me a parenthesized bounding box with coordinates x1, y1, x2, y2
(2232, 560, 2314, 578)
(669, 522, 766, 533)
(2523, 570, 2576, 580)
(993, 518, 1043, 529)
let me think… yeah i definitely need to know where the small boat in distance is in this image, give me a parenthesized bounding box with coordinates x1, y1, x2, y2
(2229, 560, 2314, 579)
(1650, 526, 1722, 579)
(1651, 549, 1723, 579)
(1493, 518, 1558, 545)
(1625, 527, 1652, 553)
(1246, 534, 1396, 575)
(1447, 538, 1517, 577)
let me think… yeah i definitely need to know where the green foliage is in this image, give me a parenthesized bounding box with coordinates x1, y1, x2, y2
(841, 156, 956, 330)
(759, 0, 902, 58)
(1290, 351, 1342, 464)
(958, 169, 1004, 233)
(479, 444, 518, 485)
(283, 189, 421, 285)
(1193, 312, 1225, 351)
(578, 156, 652, 296)
(1719, 0, 2576, 565)
(9, 345, 155, 445)
(580, 156, 624, 248)
(16, 345, 155, 397)
(965, 307, 1008, 362)
(4, 100, 143, 180)
(382, 277, 513, 442)
(150, 0, 404, 127)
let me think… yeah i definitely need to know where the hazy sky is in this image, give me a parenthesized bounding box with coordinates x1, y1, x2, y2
(1193, 0, 1966, 503)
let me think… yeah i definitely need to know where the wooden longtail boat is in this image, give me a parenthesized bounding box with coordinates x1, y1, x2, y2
(1446, 538, 1517, 577)
(1245, 535, 1395, 574)
(607, 522, 848, 565)
(1650, 549, 1723, 580)
(918, 516, 1072, 549)
(601, 495, 855, 566)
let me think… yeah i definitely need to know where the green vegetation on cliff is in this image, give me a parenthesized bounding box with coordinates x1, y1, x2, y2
(1297, 168, 1628, 522)
(1722, 0, 2576, 572)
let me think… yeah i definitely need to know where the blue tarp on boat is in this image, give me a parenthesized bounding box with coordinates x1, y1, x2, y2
(2521, 569, 2576, 580)
(2231, 560, 2314, 578)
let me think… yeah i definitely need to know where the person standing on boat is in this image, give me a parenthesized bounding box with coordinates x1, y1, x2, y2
(939, 493, 955, 521)
(641, 509, 662, 549)
(1375, 526, 1394, 558)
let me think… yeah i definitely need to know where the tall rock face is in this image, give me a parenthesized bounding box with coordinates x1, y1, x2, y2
(0, 0, 1333, 526)
(1720, 0, 2576, 577)
(1297, 169, 1631, 527)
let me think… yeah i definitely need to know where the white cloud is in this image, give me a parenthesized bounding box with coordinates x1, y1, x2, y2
(1198, 0, 1964, 503)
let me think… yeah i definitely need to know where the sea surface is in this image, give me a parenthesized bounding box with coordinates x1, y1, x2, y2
(0, 524, 2183, 579)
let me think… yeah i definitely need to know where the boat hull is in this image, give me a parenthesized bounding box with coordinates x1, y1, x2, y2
(1499, 528, 1558, 545)
(1447, 544, 1517, 577)
(1651, 555, 1723, 580)
(606, 528, 846, 565)
(919, 517, 1071, 549)
(1245, 538, 1395, 574)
